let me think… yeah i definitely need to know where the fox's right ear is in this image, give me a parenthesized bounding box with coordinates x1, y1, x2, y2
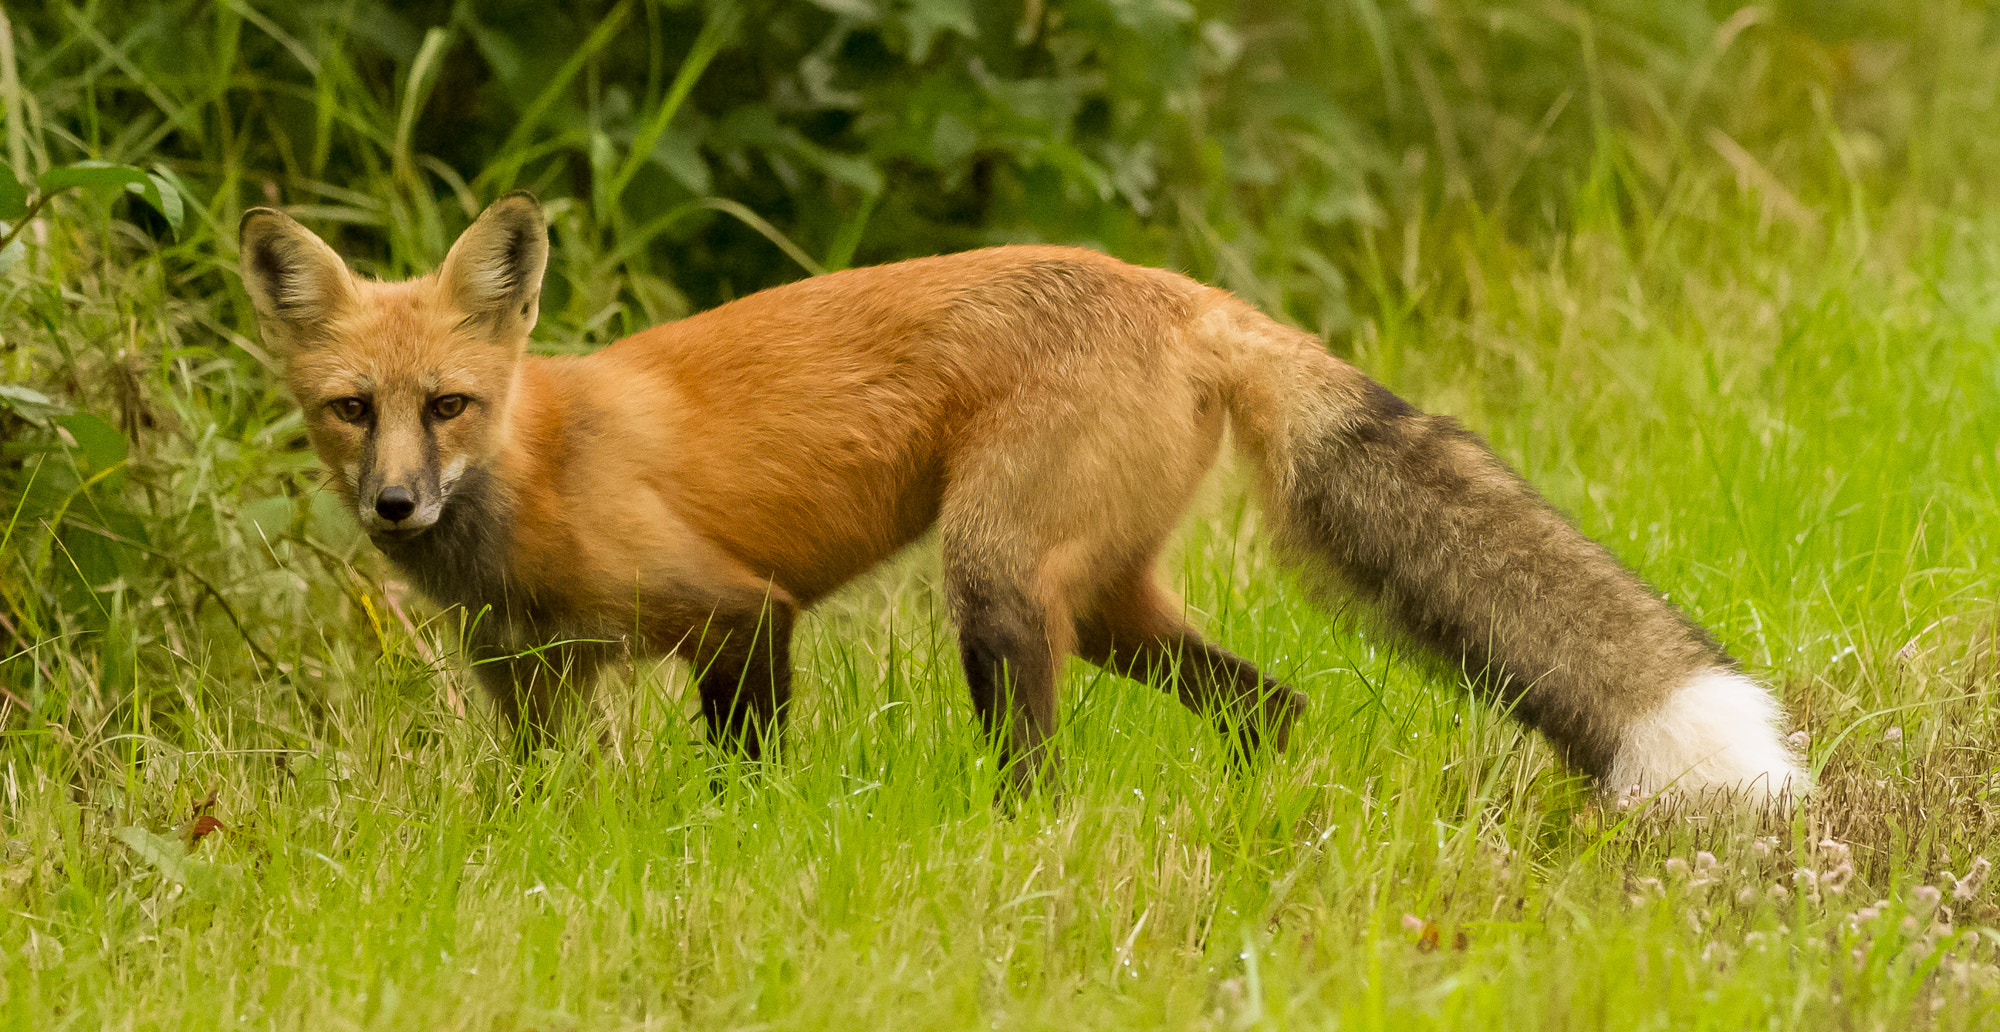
(238, 208, 354, 355)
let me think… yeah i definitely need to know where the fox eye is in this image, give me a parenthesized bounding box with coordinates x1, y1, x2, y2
(430, 394, 468, 420)
(329, 397, 370, 423)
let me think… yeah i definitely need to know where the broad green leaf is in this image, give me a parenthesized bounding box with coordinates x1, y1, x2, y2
(308, 490, 364, 552)
(240, 495, 298, 543)
(37, 160, 153, 195)
(97, 507, 152, 568)
(899, 0, 975, 62)
(53, 412, 128, 482)
(717, 107, 885, 196)
(607, 1, 736, 206)
(930, 112, 978, 166)
(0, 166, 24, 219)
(796, 145, 885, 196)
(652, 130, 712, 194)
(146, 163, 196, 212)
(62, 528, 125, 597)
(0, 383, 66, 424)
(144, 170, 184, 236)
(113, 825, 243, 901)
(805, 0, 877, 19)
(115, 826, 190, 886)
(36, 161, 182, 236)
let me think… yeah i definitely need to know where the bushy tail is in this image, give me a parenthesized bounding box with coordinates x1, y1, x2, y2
(1213, 302, 1804, 804)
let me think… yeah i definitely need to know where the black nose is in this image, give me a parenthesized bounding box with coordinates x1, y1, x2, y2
(374, 486, 416, 522)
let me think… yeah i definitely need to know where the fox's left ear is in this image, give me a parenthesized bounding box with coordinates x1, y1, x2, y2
(439, 191, 548, 341)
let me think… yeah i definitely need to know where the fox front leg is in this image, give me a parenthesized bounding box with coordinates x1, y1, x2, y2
(469, 639, 608, 757)
(682, 599, 797, 762)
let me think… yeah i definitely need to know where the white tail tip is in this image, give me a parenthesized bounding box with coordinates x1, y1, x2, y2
(1607, 667, 1807, 806)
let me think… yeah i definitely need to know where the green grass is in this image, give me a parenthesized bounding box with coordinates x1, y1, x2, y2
(8, 2, 2000, 1029)
(7, 178, 2000, 1028)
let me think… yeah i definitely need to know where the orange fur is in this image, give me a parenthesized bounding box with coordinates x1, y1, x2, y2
(237, 193, 1804, 804)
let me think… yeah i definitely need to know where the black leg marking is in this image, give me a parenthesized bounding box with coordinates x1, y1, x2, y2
(953, 579, 1058, 797)
(692, 600, 796, 763)
(1078, 619, 1307, 763)
(470, 639, 607, 759)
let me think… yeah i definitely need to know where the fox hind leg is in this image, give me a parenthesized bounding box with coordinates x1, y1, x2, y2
(948, 572, 1064, 800)
(1076, 572, 1307, 758)
(939, 367, 1226, 793)
(947, 567, 1063, 797)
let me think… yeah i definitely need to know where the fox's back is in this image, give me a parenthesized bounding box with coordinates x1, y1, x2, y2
(541, 246, 1212, 602)
(240, 195, 1807, 805)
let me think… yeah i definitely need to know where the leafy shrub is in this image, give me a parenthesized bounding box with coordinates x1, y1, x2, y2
(1, 0, 1995, 739)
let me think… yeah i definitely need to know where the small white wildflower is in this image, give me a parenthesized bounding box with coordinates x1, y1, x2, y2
(1882, 726, 1904, 743)
(1818, 839, 1851, 865)
(1951, 857, 1991, 901)
(20, 930, 62, 971)
(1695, 851, 1719, 873)
(1946, 958, 1999, 989)
(1665, 857, 1690, 879)
(1787, 730, 1811, 751)
(1823, 861, 1854, 895)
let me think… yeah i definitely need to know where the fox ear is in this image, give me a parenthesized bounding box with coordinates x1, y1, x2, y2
(439, 191, 548, 340)
(238, 208, 354, 354)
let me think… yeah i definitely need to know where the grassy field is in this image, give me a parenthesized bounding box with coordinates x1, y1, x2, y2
(7, 3, 2000, 1029)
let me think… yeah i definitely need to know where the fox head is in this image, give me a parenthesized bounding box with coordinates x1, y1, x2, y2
(238, 193, 548, 542)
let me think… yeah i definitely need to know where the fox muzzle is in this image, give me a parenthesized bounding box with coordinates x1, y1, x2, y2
(374, 486, 417, 523)
(360, 480, 444, 539)
(359, 478, 441, 538)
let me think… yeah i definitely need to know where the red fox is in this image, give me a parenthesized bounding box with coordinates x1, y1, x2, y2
(238, 192, 1804, 804)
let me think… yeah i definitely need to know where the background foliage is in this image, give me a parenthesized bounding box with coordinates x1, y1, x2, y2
(6, 0, 1994, 692)
(6, 1, 2000, 1028)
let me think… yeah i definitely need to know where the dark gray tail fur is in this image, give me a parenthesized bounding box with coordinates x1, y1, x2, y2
(1267, 373, 1727, 780)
